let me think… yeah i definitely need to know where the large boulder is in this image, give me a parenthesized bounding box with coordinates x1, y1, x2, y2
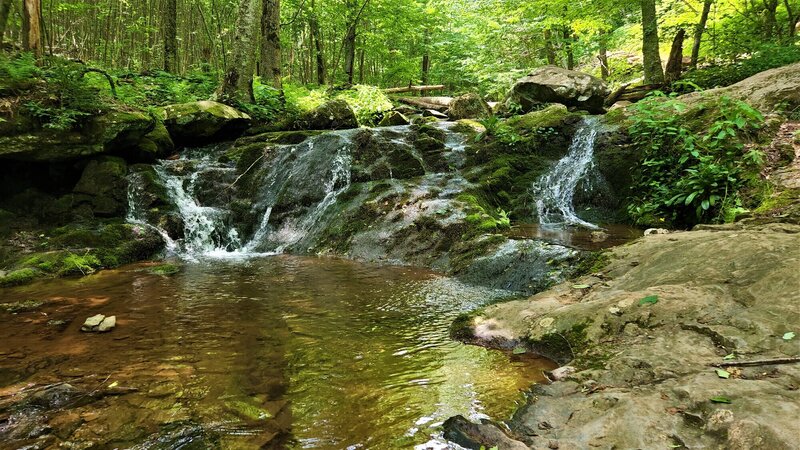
(72, 156, 129, 217)
(158, 100, 251, 145)
(0, 111, 155, 162)
(295, 99, 359, 130)
(447, 93, 492, 120)
(681, 62, 800, 113)
(505, 65, 610, 114)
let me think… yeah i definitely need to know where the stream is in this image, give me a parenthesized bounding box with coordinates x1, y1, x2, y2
(1, 118, 638, 449)
(0, 257, 554, 449)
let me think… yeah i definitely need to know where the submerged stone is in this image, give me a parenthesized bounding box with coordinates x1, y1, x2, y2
(81, 314, 105, 331)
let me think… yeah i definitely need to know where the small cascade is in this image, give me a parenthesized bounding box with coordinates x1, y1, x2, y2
(245, 130, 355, 253)
(127, 145, 244, 258)
(532, 116, 600, 229)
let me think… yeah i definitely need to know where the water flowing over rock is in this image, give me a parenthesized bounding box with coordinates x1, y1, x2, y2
(532, 116, 600, 229)
(125, 122, 599, 294)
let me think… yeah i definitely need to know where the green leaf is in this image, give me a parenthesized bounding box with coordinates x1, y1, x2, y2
(710, 396, 732, 404)
(512, 346, 527, 355)
(639, 295, 659, 306)
(716, 369, 730, 379)
(701, 199, 710, 210)
(723, 353, 736, 360)
(572, 284, 590, 289)
(783, 332, 796, 341)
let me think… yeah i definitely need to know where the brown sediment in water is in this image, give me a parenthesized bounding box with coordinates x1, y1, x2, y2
(0, 255, 554, 449)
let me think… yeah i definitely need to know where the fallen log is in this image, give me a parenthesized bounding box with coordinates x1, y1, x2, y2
(712, 357, 800, 368)
(384, 84, 446, 94)
(398, 96, 452, 112)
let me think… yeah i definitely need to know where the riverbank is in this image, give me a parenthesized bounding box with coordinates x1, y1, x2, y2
(449, 218, 800, 449)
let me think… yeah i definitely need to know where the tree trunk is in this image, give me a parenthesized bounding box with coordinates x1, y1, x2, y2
(598, 31, 609, 79)
(564, 28, 574, 70)
(641, 0, 665, 84)
(783, 0, 799, 37)
(343, 0, 357, 85)
(260, 0, 281, 89)
(665, 28, 685, 82)
(421, 28, 430, 85)
(22, 0, 42, 57)
(309, 0, 325, 85)
(763, 0, 779, 39)
(690, 0, 712, 68)
(218, 0, 258, 104)
(358, 47, 365, 83)
(164, 0, 178, 72)
(544, 28, 556, 65)
(0, 0, 12, 44)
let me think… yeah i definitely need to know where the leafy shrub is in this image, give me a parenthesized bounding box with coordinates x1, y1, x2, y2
(25, 59, 106, 130)
(627, 93, 765, 227)
(333, 85, 393, 126)
(0, 52, 41, 93)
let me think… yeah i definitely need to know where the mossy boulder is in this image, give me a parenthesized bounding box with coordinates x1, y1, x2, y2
(447, 93, 492, 120)
(123, 120, 175, 162)
(505, 66, 610, 114)
(295, 99, 359, 130)
(506, 104, 582, 131)
(72, 156, 129, 217)
(159, 101, 251, 145)
(0, 110, 154, 162)
(378, 111, 411, 127)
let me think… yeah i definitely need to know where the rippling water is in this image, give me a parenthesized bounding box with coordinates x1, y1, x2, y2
(0, 256, 554, 449)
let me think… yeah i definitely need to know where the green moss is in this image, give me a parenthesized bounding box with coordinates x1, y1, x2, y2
(450, 312, 479, 341)
(506, 104, 580, 131)
(570, 250, 612, 277)
(225, 399, 273, 421)
(149, 263, 181, 276)
(0, 299, 44, 313)
(60, 252, 103, 276)
(0, 268, 39, 287)
(754, 188, 800, 214)
(527, 321, 592, 365)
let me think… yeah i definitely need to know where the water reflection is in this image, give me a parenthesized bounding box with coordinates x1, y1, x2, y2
(0, 256, 554, 448)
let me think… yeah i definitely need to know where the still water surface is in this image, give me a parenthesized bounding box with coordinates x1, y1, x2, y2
(0, 256, 553, 449)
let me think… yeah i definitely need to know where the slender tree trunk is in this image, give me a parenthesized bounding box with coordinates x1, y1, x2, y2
(343, 0, 357, 84)
(0, 0, 12, 44)
(783, 0, 799, 37)
(164, 0, 177, 72)
(564, 28, 574, 70)
(763, 0, 779, 39)
(665, 28, 685, 82)
(260, 0, 281, 89)
(309, 0, 325, 85)
(22, 0, 42, 56)
(690, 0, 712, 68)
(544, 28, 556, 65)
(421, 28, 430, 85)
(641, 0, 665, 84)
(218, 0, 258, 104)
(598, 31, 609, 79)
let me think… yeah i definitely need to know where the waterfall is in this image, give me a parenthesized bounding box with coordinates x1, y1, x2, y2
(532, 116, 600, 229)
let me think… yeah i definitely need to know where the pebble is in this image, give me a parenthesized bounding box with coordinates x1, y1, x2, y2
(81, 314, 117, 332)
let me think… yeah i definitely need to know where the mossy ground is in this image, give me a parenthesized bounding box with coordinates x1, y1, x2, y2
(0, 221, 163, 288)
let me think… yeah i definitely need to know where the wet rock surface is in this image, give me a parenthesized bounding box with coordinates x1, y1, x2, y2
(458, 222, 800, 449)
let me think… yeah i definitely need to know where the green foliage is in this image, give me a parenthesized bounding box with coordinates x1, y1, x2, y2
(22, 59, 106, 130)
(112, 70, 218, 107)
(475, 116, 521, 144)
(60, 252, 103, 276)
(333, 85, 393, 126)
(0, 268, 39, 287)
(627, 94, 765, 227)
(459, 193, 512, 231)
(678, 44, 800, 92)
(0, 52, 41, 93)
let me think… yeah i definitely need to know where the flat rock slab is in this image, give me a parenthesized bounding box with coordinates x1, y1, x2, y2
(81, 314, 116, 332)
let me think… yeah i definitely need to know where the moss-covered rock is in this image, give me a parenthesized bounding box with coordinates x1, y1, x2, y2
(0, 268, 39, 287)
(72, 156, 129, 217)
(159, 101, 251, 145)
(447, 93, 492, 120)
(377, 111, 411, 127)
(0, 110, 154, 162)
(294, 99, 359, 130)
